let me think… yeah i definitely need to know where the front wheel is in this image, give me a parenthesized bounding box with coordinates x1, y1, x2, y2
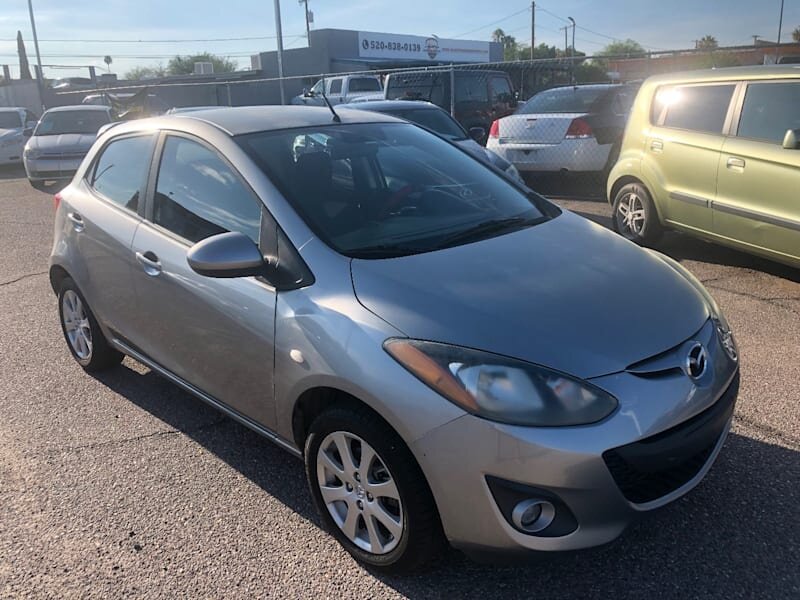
(612, 182, 663, 245)
(305, 406, 445, 573)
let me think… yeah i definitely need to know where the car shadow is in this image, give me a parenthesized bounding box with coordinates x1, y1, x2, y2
(570, 208, 800, 284)
(0, 163, 26, 180)
(93, 364, 799, 598)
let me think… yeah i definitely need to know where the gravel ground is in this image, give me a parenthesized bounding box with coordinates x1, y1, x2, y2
(1, 165, 798, 599)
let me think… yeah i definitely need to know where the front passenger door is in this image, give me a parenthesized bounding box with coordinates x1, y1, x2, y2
(130, 134, 277, 427)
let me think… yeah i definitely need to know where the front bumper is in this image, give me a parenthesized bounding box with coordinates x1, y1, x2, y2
(412, 319, 739, 554)
(487, 138, 611, 173)
(24, 155, 83, 182)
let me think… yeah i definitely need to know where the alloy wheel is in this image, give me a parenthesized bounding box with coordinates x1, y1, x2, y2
(316, 431, 404, 555)
(62, 289, 93, 360)
(617, 192, 646, 236)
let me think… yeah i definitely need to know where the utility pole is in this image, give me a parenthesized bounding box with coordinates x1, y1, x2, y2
(530, 1, 535, 60)
(273, 0, 285, 105)
(26, 0, 45, 110)
(568, 17, 575, 57)
(299, 0, 311, 43)
(561, 25, 569, 57)
(568, 17, 575, 84)
(776, 0, 785, 61)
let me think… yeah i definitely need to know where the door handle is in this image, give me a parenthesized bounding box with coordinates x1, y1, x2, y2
(66, 212, 84, 232)
(135, 251, 162, 276)
(727, 157, 746, 170)
(650, 139, 664, 152)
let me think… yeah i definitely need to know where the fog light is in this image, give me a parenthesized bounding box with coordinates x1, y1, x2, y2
(511, 499, 555, 533)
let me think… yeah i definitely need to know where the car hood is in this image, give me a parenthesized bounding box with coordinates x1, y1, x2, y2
(350, 211, 710, 380)
(29, 133, 97, 153)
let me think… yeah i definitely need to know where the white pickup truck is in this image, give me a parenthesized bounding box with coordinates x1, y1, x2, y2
(290, 74, 383, 106)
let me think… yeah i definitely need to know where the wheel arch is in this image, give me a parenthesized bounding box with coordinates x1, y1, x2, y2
(49, 264, 71, 295)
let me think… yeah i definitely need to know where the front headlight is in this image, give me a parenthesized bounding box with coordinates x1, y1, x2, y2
(384, 339, 618, 426)
(24, 146, 41, 159)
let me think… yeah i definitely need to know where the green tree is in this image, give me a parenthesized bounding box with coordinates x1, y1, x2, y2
(793, 26, 800, 42)
(597, 39, 647, 58)
(167, 52, 237, 75)
(125, 64, 167, 80)
(492, 28, 520, 61)
(696, 35, 718, 50)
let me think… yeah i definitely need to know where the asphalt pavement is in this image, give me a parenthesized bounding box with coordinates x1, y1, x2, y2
(1, 164, 798, 599)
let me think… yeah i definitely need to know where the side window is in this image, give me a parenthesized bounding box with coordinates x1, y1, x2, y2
(329, 79, 343, 94)
(309, 80, 324, 95)
(737, 81, 800, 144)
(153, 136, 261, 244)
(455, 76, 489, 103)
(612, 90, 635, 115)
(90, 134, 155, 212)
(658, 84, 735, 134)
(489, 77, 513, 103)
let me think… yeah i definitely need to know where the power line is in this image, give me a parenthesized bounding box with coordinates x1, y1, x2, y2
(452, 5, 532, 39)
(0, 34, 305, 43)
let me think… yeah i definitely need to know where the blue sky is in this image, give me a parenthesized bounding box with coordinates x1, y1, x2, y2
(1, 0, 797, 77)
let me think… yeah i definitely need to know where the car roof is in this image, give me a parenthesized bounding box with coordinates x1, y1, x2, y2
(157, 105, 402, 136)
(338, 100, 441, 112)
(43, 105, 112, 114)
(646, 64, 800, 85)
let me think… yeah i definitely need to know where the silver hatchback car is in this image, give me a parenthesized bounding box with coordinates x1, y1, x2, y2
(50, 106, 739, 572)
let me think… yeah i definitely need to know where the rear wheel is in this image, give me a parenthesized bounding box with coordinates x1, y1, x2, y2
(305, 406, 445, 573)
(612, 182, 663, 245)
(58, 278, 123, 372)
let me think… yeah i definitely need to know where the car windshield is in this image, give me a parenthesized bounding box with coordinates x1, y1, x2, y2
(34, 110, 110, 136)
(519, 87, 613, 114)
(384, 108, 466, 141)
(0, 112, 22, 129)
(238, 122, 553, 258)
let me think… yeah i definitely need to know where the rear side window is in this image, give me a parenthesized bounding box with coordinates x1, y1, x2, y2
(489, 77, 513, 103)
(737, 81, 800, 143)
(329, 79, 343, 94)
(385, 73, 450, 107)
(455, 75, 489, 103)
(657, 84, 735, 134)
(519, 87, 611, 114)
(153, 136, 261, 244)
(349, 78, 381, 92)
(90, 135, 155, 212)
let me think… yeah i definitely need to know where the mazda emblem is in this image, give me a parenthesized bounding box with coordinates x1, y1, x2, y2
(686, 343, 708, 380)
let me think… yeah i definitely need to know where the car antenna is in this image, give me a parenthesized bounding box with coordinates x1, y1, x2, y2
(319, 83, 341, 123)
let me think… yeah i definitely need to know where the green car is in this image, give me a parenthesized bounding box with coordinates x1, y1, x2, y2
(607, 66, 800, 267)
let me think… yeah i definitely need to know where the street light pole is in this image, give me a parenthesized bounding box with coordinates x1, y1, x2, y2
(26, 0, 45, 110)
(530, 1, 535, 60)
(299, 0, 311, 43)
(776, 0, 785, 61)
(273, 0, 285, 105)
(568, 17, 575, 57)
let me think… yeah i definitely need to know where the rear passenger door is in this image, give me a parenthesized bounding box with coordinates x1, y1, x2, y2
(67, 133, 155, 336)
(714, 79, 800, 262)
(644, 83, 737, 233)
(130, 133, 277, 427)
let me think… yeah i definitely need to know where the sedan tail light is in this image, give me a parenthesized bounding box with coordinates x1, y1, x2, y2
(54, 192, 63, 210)
(564, 118, 594, 139)
(488, 120, 500, 139)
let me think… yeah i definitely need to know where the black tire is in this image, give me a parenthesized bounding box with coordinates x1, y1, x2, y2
(57, 277, 124, 372)
(305, 405, 446, 573)
(612, 182, 663, 246)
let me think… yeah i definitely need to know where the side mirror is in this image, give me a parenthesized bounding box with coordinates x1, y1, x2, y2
(782, 128, 800, 150)
(303, 87, 314, 98)
(23, 127, 33, 137)
(469, 127, 486, 142)
(187, 232, 265, 278)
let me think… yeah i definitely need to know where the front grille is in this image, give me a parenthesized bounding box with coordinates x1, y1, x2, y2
(603, 372, 739, 505)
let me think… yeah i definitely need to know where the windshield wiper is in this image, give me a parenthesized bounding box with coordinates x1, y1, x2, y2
(433, 216, 541, 249)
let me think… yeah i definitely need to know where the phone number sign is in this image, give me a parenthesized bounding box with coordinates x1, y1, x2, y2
(357, 32, 490, 63)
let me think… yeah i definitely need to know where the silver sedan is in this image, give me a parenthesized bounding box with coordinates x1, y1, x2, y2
(49, 106, 739, 572)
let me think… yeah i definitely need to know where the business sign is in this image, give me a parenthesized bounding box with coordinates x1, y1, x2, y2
(357, 32, 491, 63)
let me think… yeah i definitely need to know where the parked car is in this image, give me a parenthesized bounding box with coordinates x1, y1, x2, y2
(24, 105, 112, 190)
(486, 84, 637, 174)
(51, 77, 96, 92)
(82, 91, 169, 119)
(291, 75, 383, 106)
(384, 69, 517, 140)
(338, 100, 523, 183)
(50, 106, 738, 572)
(608, 65, 800, 268)
(0, 107, 38, 165)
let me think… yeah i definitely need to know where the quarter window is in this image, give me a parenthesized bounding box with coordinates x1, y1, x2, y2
(737, 81, 800, 143)
(329, 79, 343, 94)
(658, 84, 735, 134)
(153, 136, 261, 244)
(90, 135, 155, 212)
